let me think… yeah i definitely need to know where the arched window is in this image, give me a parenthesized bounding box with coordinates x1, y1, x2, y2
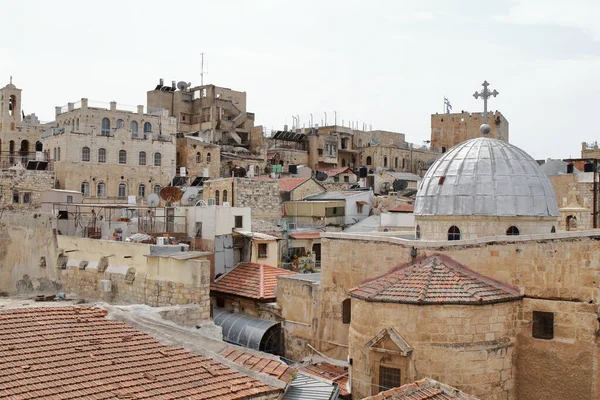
(138, 151, 146, 165)
(402, 159, 406, 169)
(35, 141, 42, 152)
(81, 182, 90, 197)
(215, 190, 220, 205)
(383, 156, 388, 167)
(81, 147, 90, 162)
(138, 184, 146, 197)
(154, 152, 161, 166)
(97, 182, 106, 198)
(395, 157, 399, 169)
(8, 95, 16, 116)
(153, 185, 161, 195)
(143, 122, 152, 133)
(506, 226, 520, 236)
(53, 148, 57, 161)
(223, 190, 228, 203)
(342, 298, 351, 324)
(101, 118, 110, 135)
(416, 225, 421, 240)
(118, 183, 127, 198)
(75, 118, 80, 131)
(130, 121, 138, 135)
(116, 119, 124, 129)
(196, 152, 202, 163)
(207, 152, 211, 163)
(119, 150, 127, 164)
(448, 226, 461, 241)
(551, 226, 556, 233)
(366, 156, 372, 165)
(57, 147, 61, 161)
(98, 148, 106, 163)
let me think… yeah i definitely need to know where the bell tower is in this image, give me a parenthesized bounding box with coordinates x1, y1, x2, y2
(0, 77, 23, 129)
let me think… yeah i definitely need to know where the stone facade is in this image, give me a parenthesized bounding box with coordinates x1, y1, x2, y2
(284, 231, 600, 400)
(287, 178, 326, 201)
(203, 177, 282, 222)
(431, 111, 509, 153)
(549, 173, 594, 230)
(0, 169, 55, 209)
(176, 135, 220, 181)
(42, 100, 176, 199)
(360, 144, 439, 177)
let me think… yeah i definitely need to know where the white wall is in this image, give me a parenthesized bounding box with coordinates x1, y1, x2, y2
(344, 190, 373, 225)
(186, 206, 251, 239)
(381, 212, 415, 229)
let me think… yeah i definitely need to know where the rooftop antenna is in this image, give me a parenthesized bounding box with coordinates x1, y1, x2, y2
(200, 53, 208, 86)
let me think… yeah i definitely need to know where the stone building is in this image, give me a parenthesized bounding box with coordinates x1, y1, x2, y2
(0, 169, 55, 209)
(175, 134, 220, 183)
(430, 111, 509, 153)
(0, 79, 51, 167)
(360, 144, 438, 179)
(414, 135, 559, 241)
(42, 99, 177, 199)
(202, 177, 283, 222)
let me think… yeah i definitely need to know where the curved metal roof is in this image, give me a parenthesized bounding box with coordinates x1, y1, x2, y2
(414, 137, 559, 217)
(213, 308, 279, 351)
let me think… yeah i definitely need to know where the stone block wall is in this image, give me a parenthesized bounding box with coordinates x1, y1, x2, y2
(0, 170, 55, 209)
(359, 145, 439, 177)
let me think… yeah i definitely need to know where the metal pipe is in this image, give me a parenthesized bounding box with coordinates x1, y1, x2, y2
(324, 111, 327, 126)
(310, 113, 313, 128)
(334, 111, 337, 126)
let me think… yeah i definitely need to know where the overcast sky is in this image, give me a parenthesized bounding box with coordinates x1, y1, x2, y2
(2, 0, 600, 159)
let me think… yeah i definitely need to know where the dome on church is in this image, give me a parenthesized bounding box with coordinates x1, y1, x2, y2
(414, 137, 559, 217)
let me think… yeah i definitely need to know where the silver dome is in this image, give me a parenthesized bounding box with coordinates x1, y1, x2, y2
(414, 137, 559, 217)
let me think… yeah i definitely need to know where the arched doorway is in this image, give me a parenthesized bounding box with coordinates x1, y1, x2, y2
(20, 140, 29, 164)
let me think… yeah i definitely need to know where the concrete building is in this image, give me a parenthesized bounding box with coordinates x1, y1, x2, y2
(42, 99, 177, 200)
(304, 190, 373, 226)
(431, 111, 509, 153)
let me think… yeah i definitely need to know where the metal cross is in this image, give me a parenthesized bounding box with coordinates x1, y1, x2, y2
(473, 80, 498, 120)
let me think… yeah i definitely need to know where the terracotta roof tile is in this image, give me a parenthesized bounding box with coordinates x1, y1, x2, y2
(278, 178, 311, 192)
(0, 307, 281, 400)
(300, 362, 349, 397)
(220, 347, 296, 383)
(211, 263, 298, 301)
(317, 167, 356, 177)
(289, 231, 321, 239)
(363, 378, 480, 400)
(388, 204, 414, 213)
(350, 254, 522, 305)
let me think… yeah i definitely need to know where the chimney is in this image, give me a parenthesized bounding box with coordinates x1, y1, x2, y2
(159, 78, 164, 87)
(67, 102, 74, 112)
(55, 106, 62, 117)
(171, 81, 176, 91)
(110, 101, 117, 111)
(81, 98, 88, 110)
(137, 105, 144, 115)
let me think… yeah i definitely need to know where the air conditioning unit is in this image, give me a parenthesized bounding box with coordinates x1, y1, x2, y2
(207, 198, 216, 206)
(223, 201, 231, 207)
(287, 222, 297, 231)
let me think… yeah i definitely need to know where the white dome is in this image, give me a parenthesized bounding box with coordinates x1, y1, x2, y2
(414, 137, 559, 217)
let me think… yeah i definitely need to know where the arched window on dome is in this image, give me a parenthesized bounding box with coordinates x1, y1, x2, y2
(506, 226, 520, 236)
(416, 225, 421, 240)
(448, 226, 461, 241)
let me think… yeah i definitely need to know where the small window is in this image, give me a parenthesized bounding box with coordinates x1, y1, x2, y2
(207, 152, 211, 163)
(223, 190, 228, 203)
(154, 152, 161, 166)
(366, 156, 372, 165)
(153, 185, 161, 195)
(379, 366, 401, 392)
(416, 225, 421, 239)
(97, 182, 106, 198)
(101, 117, 110, 135)
(12, 192, 19, 204)
(395, 157, 399, 169)
(138, 184, 146, 198)
(344, 176, 350, 183)
(130, 121, 138, 135)
(82, 146, 90, 162)
(215, 190, 220, 205)
(258, 243, 268, 258)
(442, 146, 447, 153)
(118, 183, 127, 198)
(342, 298, 351, 324)
(235, 215, 243, 228)
(119, 150, 127, 164)
(196, 152, 202, 163)
(383, 156, 388, 167)
(356, 203, 363, 213)
(98, 148, 106, 163)
(506, 226, 520, 236)
(22, 192, 31, 204)
(533, 311, 554, 340)
(438, 176, 445, 185)
(81, 182, 90, 197)
(551, 226, 556, 233)
(143, 122, 152, 133)
(448, 225, 460, 241)
(57, 147, 61, 161)
(138, 151, 146, 165)
(216, 297, 225, 308)
(334, 176, 340, 182)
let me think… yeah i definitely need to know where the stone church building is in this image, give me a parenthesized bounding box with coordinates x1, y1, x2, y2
(277, 125, 600, 399)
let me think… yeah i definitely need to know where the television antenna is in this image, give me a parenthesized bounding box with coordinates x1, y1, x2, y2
(200, 53, 208, 86)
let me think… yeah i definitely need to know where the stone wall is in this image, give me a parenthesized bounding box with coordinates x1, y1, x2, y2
(289, 179, 325, 201)
(360, 145, 439, 177)
(0, 169, 55, 209)
(177, 136, 221, 180)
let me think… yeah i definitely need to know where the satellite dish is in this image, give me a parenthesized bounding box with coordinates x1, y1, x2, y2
(380, 181, 392, 193)
(392, 179, 408, 191)
(147, 193, 160, 207)
(159, 186, 184, 203)
(315, 171, 328, 182)
(177, 81, 189, 91)
(181, 188, 199, 205)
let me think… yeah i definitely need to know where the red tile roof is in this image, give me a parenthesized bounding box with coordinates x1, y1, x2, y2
(363, 378, 480, 400)
(253, 177, 313, 192)
(220, 347, 295, 383)
(211, 263, 298, 301)
(350, 254, 522, 305)
(289, 231, 322, 239)
(317, 167, 356, 177)
(0, 307, 281, 400)
(388, 204, 414, 213)
(300, 362, 349, 397)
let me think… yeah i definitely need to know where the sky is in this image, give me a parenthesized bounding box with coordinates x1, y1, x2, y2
(2, 0, 600, 159)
